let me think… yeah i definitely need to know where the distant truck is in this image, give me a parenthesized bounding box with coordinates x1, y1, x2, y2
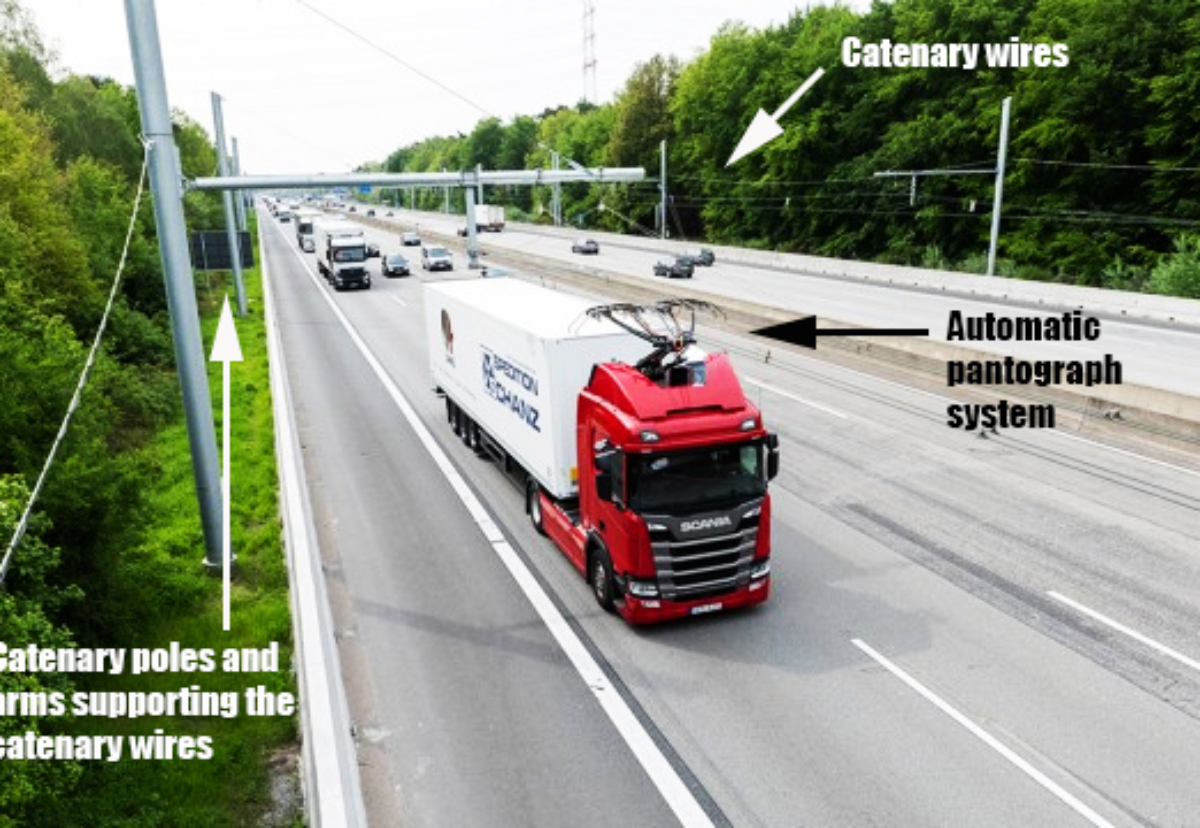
(294, 208, 322, 252)
(425, 279, 778, 624)
(314, 219, 370, 290)
(458, 204, 505, 235)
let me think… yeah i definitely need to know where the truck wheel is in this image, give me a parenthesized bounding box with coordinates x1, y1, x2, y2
(451, 404, 463, 437)
(527, 478, 547, 536)
(446, 398, 455, 426)
(590, 547, 616, 612)
(460, 414, 473, 447)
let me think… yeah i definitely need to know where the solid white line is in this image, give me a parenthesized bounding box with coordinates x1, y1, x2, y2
(1046, 430, 1200, 480)
(1048, 591, 1200, 673)
(389, 295, 408, 308)
(851, 638, 1115, 828)
(744, 376, 848, 419)
(274, 220, 714, 828)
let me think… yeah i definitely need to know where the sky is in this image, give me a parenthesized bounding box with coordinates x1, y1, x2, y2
(21, 0, 871, 176)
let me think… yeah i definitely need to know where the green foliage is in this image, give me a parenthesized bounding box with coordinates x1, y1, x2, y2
(1149, 233, 1200, 298)
(0, 477, 83, 827)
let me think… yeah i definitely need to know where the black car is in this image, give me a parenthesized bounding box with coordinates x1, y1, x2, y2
(365, 241, 380, 258)
(366, 209, 376, 217)
(381, 252, 410, 277)
(653, 255, 695, 279)
(693, 248, 715, 266)
(572, 238, 600, 255)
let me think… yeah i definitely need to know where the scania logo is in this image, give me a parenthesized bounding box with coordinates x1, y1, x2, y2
(679, 516, 732, 532)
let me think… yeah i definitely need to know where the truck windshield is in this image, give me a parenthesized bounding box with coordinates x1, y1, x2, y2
(627, 442, 765, 513)
(333, 248, 365, 262)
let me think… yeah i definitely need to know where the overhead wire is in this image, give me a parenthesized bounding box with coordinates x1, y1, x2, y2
(2, 140, 152, 584)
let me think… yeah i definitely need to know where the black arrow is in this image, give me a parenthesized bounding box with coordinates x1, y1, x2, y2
(751, 316, 929, 350)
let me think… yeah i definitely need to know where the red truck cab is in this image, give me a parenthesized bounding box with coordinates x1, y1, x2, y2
(539, 350, 778, 624)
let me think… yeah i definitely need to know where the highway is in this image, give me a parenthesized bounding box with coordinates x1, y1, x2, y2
(371, 207, 1200, 400)
(263, 205, 1200, 826)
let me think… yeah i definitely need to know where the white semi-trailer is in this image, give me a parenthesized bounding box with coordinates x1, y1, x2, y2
(457, 204, 506, 235)
(314, 219, 370, 290)
(426, 279, 645, 497)
(294, 208, 322, 252)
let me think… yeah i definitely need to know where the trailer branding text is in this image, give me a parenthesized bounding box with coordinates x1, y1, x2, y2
(482, 347, 541, 432)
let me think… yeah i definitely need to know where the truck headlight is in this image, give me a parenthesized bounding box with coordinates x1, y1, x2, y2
(628, 580, 659, 598)
(750, 559, 770, 580)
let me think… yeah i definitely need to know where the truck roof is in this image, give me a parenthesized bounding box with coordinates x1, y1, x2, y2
(426, 279, 636, 342)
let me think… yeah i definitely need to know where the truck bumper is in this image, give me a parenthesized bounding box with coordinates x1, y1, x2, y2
(617, 576, 770, 624)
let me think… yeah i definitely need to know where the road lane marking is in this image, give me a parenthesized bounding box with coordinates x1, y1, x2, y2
(1046, 431, 1200, 480)
(744, 376, 848, 419)
(851, 638, 1115, 828)
(389, 295, 408, 308)
(274, 220, 715, 828)
(1048, 591, 1200, 674)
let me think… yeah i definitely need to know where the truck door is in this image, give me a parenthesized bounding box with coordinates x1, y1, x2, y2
(586, 426, 632, 573)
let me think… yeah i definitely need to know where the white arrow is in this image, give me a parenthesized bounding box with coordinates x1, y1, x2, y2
(210, 296, 243, 631)
(726, 67, 826, 167)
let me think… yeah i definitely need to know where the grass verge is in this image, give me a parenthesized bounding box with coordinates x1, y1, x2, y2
(36, 223, 301, 827)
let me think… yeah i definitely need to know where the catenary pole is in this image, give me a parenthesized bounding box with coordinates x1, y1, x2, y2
(231, 136, 247, 232)
(986, 97, 1012, 277)
(211, 93, 246, 316)
(124, 0, 224, 571)
(660, 139, 667, 239)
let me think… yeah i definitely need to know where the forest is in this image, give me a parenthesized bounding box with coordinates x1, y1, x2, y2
(377, 0, 1200, 298)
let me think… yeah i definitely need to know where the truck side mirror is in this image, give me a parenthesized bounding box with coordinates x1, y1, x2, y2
(766, 433, 780, 480)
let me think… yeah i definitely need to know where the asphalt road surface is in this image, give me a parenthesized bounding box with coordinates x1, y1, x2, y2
(263, 206, 1200, 827)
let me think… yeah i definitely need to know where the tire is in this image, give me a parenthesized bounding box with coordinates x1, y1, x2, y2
(527, 478, 547, 536)
(451, 403, 463, 436)
(590, 546, 616, 612)
(460, 413, 473, 447)
(446, 397, 455, 426)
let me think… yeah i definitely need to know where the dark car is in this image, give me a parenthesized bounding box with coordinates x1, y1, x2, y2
(366, 209, 376, 217)
(653, 255, 695, 279)
(693, 248, 715, 266)
(572, 238, 600, 255)
(401, 232, 421, 246)
(381, 252, 410, 277)
(365, 241, 380, 258)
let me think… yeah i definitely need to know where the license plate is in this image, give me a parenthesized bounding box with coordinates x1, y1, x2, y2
(691, 602, 723, 616)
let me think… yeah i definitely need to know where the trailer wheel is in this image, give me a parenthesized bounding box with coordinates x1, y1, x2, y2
(460, 413, 473, 447)
(527, 478, 547, 536)
(446, 397, 455, 426)
(452, 405, 463, 437)
(589, 547, 616, 612)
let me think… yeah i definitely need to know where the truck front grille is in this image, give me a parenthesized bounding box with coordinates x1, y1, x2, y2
(649, 527, 757, 601)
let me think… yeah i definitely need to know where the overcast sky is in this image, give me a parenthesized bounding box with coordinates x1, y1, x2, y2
(22, 0, 871, 176)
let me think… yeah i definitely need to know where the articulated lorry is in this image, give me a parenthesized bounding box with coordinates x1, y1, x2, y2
(294, 208, 322, 252)
(314, 219, 370, 290)
(457, 204, 505, 235)
(425, 279, 778, 624)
